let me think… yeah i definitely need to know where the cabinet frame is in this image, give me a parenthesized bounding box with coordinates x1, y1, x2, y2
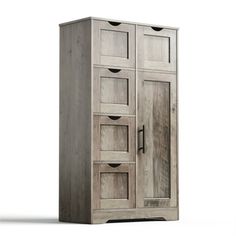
(59, 17, 178, 224)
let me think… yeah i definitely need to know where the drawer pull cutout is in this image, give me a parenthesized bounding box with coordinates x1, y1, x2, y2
(108, 21, 121, 26)
(108, 116, 121, 120)
(108, 68, 121, 73)
(108, 163, 121, 168)
(151, 26, 163, 31)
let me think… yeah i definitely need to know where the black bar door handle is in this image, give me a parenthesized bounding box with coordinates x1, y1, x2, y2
(138, 125, 145, 154)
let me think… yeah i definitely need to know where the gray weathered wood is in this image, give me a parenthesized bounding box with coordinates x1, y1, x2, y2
(93, 20, 135, 68)
(138, 26, 176, 71)
(93, 163, 135, 210)
(137, 71, 177, 208)
(60, 16, 178, 30)
(59, 20, 92, 223)
(93, 67, 135, 115)
(92, 207, 178, 223)
(59, 17, 178, 224)
(93, 116, 135, 162)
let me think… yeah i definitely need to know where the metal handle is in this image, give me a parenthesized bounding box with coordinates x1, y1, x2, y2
(138, 125, 145, 153)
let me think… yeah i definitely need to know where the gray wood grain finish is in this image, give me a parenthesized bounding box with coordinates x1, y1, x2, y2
(100, 173, 128, 199)
(143, 80, 170, 199)
(60, 17, 178, 30)
(93, 20, 135, 68)
(101, 125, 128, 151)
(93, 116, 135, 162)
(59, 20, 92, 223)
(137, 71, 177, 208)
(138, 26, 176, 71)
(92, 207, 178, 223)
(93, 163, 135, 210)
(93, 67, 135, 115)
(59, 17, 178, 224)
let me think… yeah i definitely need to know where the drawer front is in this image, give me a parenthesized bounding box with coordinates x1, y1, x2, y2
(137, 25, 176, 71)
(93, 20, 135, 68)
(93, 116, 135, 162)
(93, 163, 135, 209)
(93, 67, 135, 115)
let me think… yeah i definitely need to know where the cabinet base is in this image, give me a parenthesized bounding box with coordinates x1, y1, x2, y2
(92, 207, 179, 224)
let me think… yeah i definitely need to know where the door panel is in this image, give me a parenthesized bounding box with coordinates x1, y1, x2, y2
(137, 71, 177, 208)
(143, 80, 170, 199)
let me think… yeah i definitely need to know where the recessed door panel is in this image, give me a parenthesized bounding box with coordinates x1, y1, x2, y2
(137, 71, 177, 208)
(143, 80, 170, 199)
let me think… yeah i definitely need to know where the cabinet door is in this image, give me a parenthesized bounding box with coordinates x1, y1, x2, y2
(93, 20, 135, 68)
(137, 26, 176, 71)
(137, 71, 177, 208)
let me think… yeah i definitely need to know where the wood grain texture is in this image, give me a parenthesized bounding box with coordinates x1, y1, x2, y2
(93, 20, 135, 68)
(93, 163, 135, 210)
(138, 26, 176, 71)
(59, 17, 179, 224)
(93, 67, 135, 115)
(92, 207, 178, 223)
(60, 17, 178, 30)
(137, 71, 177, 208)
(59, 19, 92, 223)
(101, 30, 128, 58)
(143, 80, 170, 198)
(93, 115, 135, 162)
(100, 125, 128, 151)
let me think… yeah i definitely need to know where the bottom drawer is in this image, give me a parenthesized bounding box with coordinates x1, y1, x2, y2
(93, 163, 135, 209)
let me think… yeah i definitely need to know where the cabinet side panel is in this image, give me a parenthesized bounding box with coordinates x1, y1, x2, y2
(59, 20, 91, 223)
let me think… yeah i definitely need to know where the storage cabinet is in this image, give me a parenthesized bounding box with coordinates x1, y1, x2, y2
(59, 17, 178, 224)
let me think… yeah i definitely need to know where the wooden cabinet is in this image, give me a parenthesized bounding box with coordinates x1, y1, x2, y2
(59, 17, 178, 224)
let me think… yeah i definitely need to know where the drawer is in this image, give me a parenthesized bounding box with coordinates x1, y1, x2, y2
(93, 163, 135, 209)
(93, 20, 135, 68)
(93, 115, 135, 162)
(93, 67, 135, 115)
(137, 25, 176, 71)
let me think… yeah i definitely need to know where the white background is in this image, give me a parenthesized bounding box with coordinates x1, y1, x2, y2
(0, 0, 236, 235)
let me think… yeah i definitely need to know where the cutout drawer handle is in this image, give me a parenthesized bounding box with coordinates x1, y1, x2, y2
(108, 68, 121, 73)
(108, 21, 121, 26)
(108, 163, 121, 168)
(151, 26, 163, 31)
(108, 116, 121, 120)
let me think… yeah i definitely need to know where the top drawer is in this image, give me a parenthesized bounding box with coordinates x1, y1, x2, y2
(137, 25, 176, 71)
(93, 20, 135, 68)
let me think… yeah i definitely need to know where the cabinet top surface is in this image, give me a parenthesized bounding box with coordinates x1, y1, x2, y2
(59, 16, 178, 30)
